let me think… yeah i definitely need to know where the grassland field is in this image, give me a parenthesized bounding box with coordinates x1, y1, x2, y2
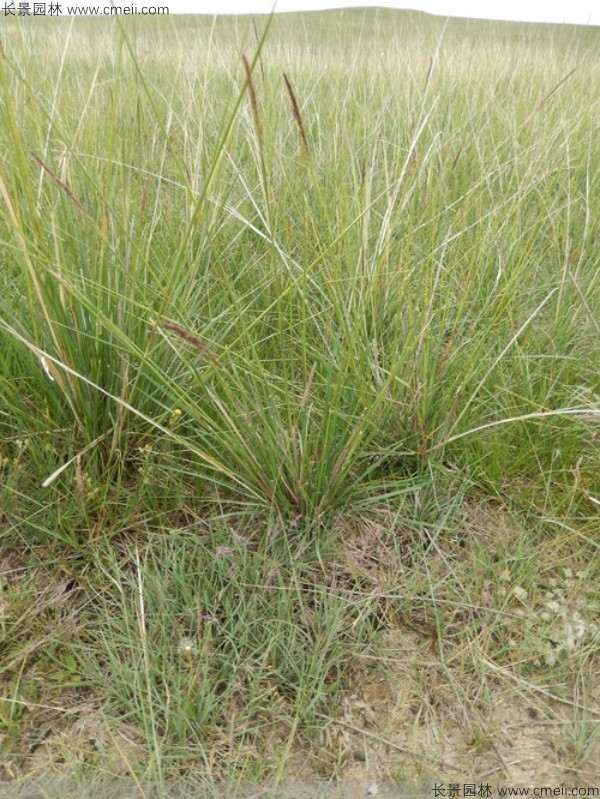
(0, 7, 599, 790)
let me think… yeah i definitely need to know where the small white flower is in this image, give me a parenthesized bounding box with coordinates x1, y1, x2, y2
(563, 612, 587, 650)
(513, 586, 528, 602)
(563, 567, 573, 579)
(41, 356, 55, 382)
(544, 644, 558, 666)
(177, 637, 198, 659)
(545, 600, 562, 614)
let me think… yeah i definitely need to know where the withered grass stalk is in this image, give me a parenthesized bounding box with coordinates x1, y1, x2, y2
(283, 71, 309, 153)
(161, 322, 221, 366)
(242, 53, 263, 145)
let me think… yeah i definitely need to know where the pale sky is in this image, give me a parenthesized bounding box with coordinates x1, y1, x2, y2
(166, 1, 600, 25)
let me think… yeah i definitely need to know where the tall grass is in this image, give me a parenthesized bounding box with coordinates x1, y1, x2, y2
(1, 10, 599, 786)
(0, 10, 598, 531)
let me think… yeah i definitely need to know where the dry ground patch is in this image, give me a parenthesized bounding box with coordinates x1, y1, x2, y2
(1, 503, 598, 787)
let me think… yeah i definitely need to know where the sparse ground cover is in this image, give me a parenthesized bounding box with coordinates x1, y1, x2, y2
(0, 8, 598, 791)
